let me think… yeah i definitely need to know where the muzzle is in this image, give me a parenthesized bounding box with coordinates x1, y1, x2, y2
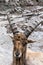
(14, 51, 22, 58)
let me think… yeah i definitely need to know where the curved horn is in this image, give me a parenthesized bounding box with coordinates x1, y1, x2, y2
(6, 12, 19, 35)
(24, 21, 41, 38)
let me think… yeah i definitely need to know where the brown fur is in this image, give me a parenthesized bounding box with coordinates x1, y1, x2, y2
(12, 33, 35, 65)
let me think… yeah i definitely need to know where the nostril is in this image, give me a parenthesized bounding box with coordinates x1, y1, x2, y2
(15, 52, 20, 57)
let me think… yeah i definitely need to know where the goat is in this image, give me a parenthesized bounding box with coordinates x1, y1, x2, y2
(11, 33, 43, 65)
(6, 12, 42, 65)
(12, 33, 35, 65)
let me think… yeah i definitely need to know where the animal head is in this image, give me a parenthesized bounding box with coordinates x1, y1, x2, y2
(12, 33, 35, 59)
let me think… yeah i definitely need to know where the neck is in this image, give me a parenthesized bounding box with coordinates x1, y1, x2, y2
(12, 47, 26, 65)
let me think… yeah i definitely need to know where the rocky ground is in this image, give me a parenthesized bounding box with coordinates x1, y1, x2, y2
(0, 4, 43, 65)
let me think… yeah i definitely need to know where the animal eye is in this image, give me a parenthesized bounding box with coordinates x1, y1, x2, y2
(13, 40, 14, 42)
(18, 36, 20, 38)
(13, 40, 15, 44)
(14, 46, 16, 50)
(23, 43, 25, 46)
(23, 42, 27, 46)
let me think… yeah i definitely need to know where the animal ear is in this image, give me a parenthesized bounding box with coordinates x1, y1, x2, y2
(27, 39, 36, 43)
(23, 39, 36, 46)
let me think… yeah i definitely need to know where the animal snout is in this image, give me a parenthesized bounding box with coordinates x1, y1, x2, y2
(14, 51, 22, 58)
(15, 52, 20, 57)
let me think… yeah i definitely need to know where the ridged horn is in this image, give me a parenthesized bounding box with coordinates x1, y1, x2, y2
(6, 12, 19, 35)
(24, 21, 41, 38)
